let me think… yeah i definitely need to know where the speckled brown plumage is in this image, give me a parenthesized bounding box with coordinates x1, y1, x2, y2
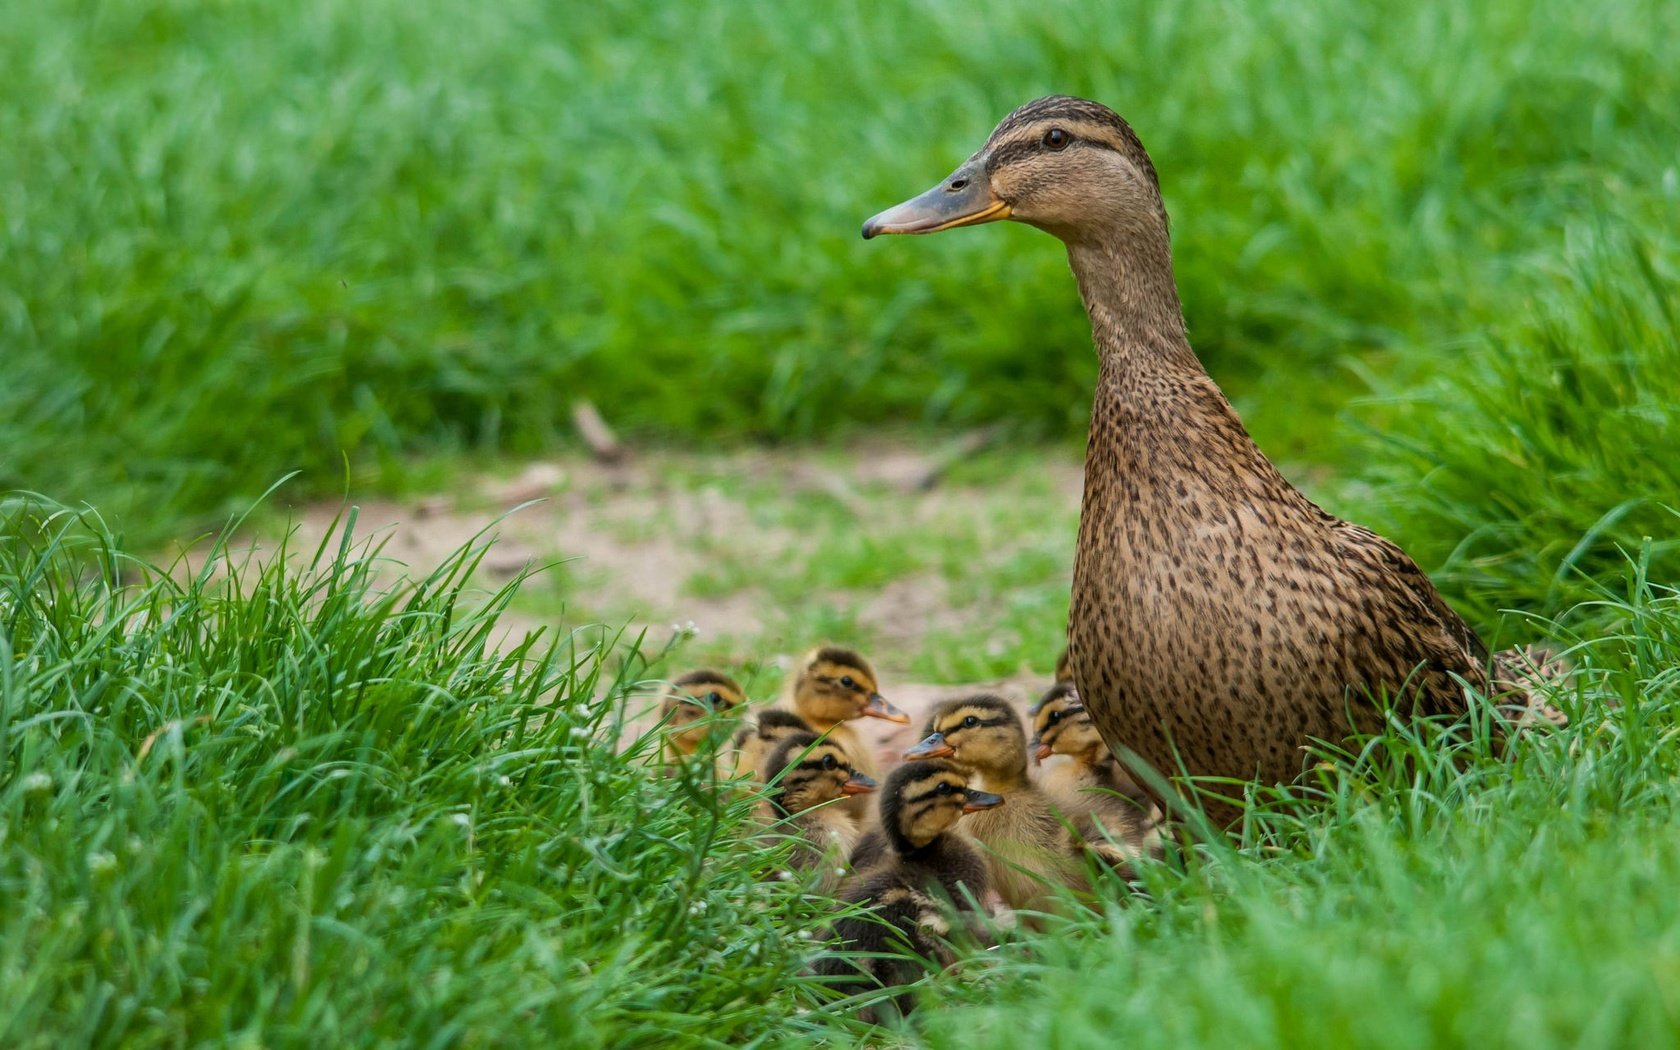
(865, 95, 1540, 828)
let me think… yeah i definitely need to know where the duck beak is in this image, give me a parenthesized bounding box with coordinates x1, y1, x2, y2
(903, 732, 955, 760)
(861, 158, 1010, 239)
(962, 789, 1005, 813)
(863, 692, 910, 724)
(841, 772, 878, 796)
(1031, 739, 1053, 762)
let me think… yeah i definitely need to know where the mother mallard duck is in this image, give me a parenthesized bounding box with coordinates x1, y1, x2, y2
(863, 95, 1542, 826)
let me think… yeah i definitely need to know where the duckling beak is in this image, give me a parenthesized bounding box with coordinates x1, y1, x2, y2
(962, 789, 1005, 813)
(863, 692, 910, 724)
(861, 158, 1011, 239)
(1031, 739, 1054, 762)
(841, 772, 878, 796)
(903, 732, 955, 760)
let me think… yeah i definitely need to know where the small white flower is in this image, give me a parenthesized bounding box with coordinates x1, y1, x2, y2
(776, 870, 793, 882)
(569, 726, 589, 739)
(21, 771, 52, 796)
(796, 929, 814, 941)
(497, 775, 512, 787)
(87, 851, 117, 875)
(688, 900, 707, 915)
(451, 812, 472, 828)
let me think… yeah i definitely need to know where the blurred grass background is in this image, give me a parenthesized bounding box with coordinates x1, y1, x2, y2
(3, 0, 1676, 618)
(6, 1, 1680, 1045)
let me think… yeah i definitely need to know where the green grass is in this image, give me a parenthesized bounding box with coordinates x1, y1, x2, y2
(7, 0, 1680, 1043)
(0, 497, 836, 1047)
(4, 0, 1679, 545)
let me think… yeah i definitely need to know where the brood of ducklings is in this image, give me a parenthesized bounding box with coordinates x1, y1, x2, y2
(659, 669, 746, 768)
(1029, 682, 1159, 866)
(786, 646, 908, 817)
(864, 95, 1559, 827)
(814, 759, 1003, 1021)
(903, 693, 1086, 912)
(721, 708, 814, 783)
(759, 731, 876, 889)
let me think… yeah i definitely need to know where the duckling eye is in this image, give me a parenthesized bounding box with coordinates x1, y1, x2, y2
(1043, 127, 1070, 151)
(705, 691, 722, 707)
(839, 675, 856, 690)
(962, 715, 979, 729)
(821, 754, 837, 770)
(1047, 710, 1063, 725)
(935, 782, 954, 795)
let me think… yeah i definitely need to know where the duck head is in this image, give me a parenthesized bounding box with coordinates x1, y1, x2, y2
(879, 758, 1005, 853)
(861, 95, 1165, 247)
(660, 669, 746, 756)
(903, 693, 1029, 781)
(791, 646, 908, 730)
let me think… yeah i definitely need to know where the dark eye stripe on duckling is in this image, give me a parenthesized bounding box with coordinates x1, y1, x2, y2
(938, 713, 1015, 733)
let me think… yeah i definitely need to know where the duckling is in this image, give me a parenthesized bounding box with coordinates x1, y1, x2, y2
(864, 95, 1560, 827)
(814, 759, 1003, 1020)
(1053, 646, 1074, 685)
(1029, 682, 1159, 866)
(903, 693, 1086, 912)
(784, 646, 908, 817)
(720, 708, 814, 783)
(759, 731, 877, 888)
(658, 669, 746, 769)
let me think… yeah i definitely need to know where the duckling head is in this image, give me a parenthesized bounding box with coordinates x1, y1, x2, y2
(764, 730, 878, 817)
(660, 669, 746, 756)
(861, 95, 1164, 247)
(733, 708, 813, 751)
(1028, 681, 1106, 764)
(791, 646, 908, 729)
(903, 693, 1029, 780)
(879, 758, 1004, 854)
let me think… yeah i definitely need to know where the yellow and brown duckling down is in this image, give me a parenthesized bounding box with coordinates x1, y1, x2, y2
(865, 95, 1556, 827)
(814, 759, 1003, 1021)
(722, 708, 814, 784)
(903, 693, 1086, 912)
(1029, 682, 1160, 866)
(759, 730, 877, 889)
(658, 669, 746, 767)
(786, 646, 908, 815)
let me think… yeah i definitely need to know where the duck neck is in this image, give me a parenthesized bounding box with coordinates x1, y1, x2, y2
(976, 764, 1030, 795)
(1067, 231, 1281, 506)
(1066, 234, 1199, 377)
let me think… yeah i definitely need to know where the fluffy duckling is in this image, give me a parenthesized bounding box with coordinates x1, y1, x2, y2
(721, 708, 814, 783)
(658, 669, 746, 769)
(814, 759, 1003, 1020)
(759, 731, 877, 888)
(904, 693, 1087, 912)
(786, 646, 908, 817)
(1029, 683, 1160, 866)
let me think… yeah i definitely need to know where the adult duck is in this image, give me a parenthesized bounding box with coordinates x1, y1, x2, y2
(864, 95, 1537, 826)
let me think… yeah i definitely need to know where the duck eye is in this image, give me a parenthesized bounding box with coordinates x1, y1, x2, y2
(706, 691, 722, 707)
(1048, 711, 1063, 725)
(1044, 127, 1069, 150)
(936, 782, 953, 795)
(962, 715, 979, 729)
(839, 675, 856, 690)
(821, 754, 837, 770)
